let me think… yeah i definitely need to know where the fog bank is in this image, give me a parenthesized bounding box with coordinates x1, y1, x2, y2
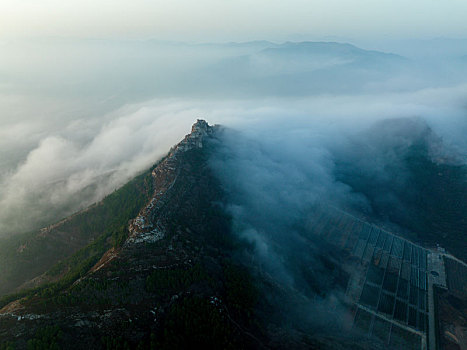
(0, 39, 467, 235)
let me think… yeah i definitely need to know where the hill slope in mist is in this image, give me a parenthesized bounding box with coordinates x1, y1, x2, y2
(0, 121, 379, 349)
(0, 121, 265, 349)
(0, 119, 466, 349)
(333, 117, 467, 260)
(0, 163, 155, 297)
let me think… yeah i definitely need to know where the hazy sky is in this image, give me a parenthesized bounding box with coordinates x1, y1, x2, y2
(1, 0, 467, 41)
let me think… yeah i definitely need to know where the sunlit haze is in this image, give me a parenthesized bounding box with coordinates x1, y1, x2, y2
(1, 0, 467, 41)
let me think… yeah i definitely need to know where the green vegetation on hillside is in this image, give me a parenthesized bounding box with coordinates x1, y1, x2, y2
(101, 336, 131, 350)
(0, 162, 157, 306)
(0, 342, 15, 350)
(26, 326, 62, 350)
(156, 296, 237, 350)
(145, 263, 210, 295)
(224, 263, 258, 319)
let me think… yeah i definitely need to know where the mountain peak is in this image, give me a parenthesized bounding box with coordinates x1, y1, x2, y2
(191, 118, 210, 133)
(176, 119, 216, 152)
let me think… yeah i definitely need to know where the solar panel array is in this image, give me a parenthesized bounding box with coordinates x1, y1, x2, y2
(444, 257, 467, 294)
(350, 225, 429, 348)
(307, 207, 429, 349)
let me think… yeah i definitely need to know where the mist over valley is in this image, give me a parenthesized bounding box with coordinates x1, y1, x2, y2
(0, 27, 467, 350)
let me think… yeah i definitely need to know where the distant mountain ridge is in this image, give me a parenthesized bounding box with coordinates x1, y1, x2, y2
(259, 41, 407, 61)
(202, 40, 413, 96)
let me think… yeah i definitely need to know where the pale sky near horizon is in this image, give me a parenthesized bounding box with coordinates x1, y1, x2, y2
(0, 0, 466, 41)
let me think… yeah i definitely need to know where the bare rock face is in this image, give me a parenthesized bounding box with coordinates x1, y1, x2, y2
(176, 119, 217, 152)
(128, 119, 218, 245)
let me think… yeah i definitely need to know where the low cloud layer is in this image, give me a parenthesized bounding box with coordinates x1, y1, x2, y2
(0, 39, 466, 239)
(1, 82, 467, 235)
(206, 86, 467, 334)
(0, 101, 200, 233)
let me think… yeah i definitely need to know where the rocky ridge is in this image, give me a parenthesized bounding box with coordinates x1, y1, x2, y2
(0, 119, 257, 350)
(127, 119, 218, 246)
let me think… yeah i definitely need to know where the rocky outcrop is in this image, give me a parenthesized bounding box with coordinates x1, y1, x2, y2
(176, 119, 217, 152)
(127, 120, 218, 246)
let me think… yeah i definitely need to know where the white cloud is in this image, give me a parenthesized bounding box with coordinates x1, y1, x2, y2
(1, 80, 466, 235)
